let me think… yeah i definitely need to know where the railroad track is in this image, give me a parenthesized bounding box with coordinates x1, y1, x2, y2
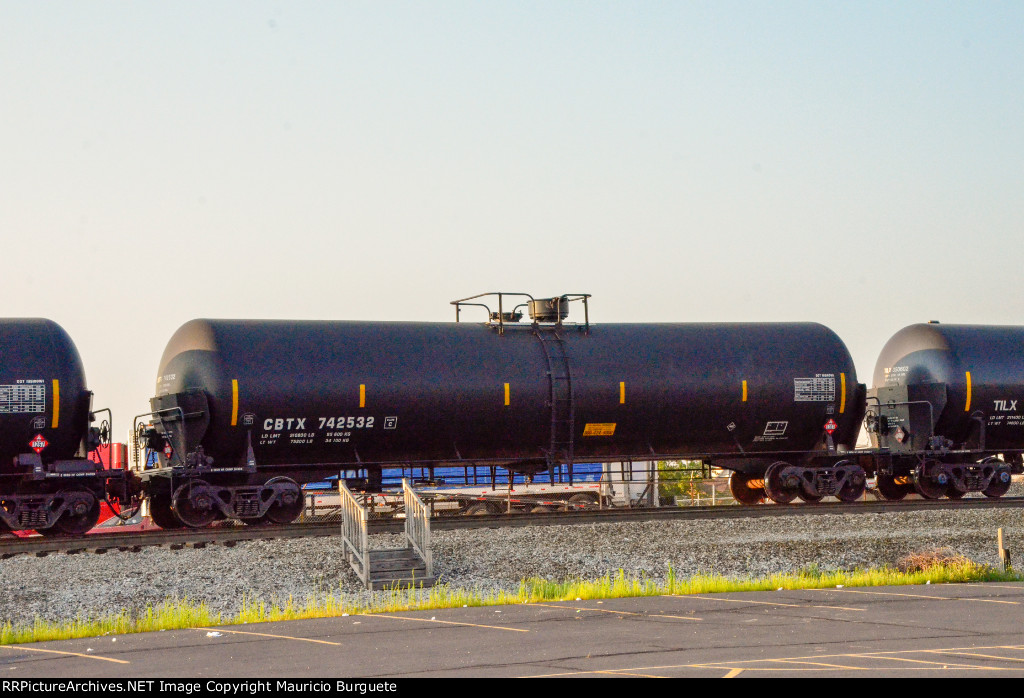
(2, 496, 1023, 560)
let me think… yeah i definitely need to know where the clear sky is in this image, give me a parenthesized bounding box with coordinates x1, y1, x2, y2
(3, 1, 1023, 438)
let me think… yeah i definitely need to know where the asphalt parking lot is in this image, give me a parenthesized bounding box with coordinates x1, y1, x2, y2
(2, 582, 1023, 677)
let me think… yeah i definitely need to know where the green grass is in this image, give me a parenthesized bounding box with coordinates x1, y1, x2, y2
(2, 560, 1020, 646)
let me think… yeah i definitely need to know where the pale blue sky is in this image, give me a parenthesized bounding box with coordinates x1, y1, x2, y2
(2, 2, 1023, 433)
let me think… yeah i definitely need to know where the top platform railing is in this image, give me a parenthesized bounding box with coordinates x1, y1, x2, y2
(450, 292, 592, 335)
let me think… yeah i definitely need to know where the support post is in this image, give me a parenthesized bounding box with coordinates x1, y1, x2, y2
(998, 528, 1012, 571)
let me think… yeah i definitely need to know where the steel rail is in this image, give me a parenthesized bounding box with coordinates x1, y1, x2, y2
(2, 496, 1023, 560)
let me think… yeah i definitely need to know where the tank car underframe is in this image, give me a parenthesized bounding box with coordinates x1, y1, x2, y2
(870, 449, 1018, 501)
(138, 466, 311, 528)
(0, 474, 105, 534)
(721, 455, 867, 504)
(724, 448, 1019, 505)
(152, 442, 875, 519)
(0, 455, 128, 534)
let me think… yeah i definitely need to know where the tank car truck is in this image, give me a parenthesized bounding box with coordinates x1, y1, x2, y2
(136, 293, 867, 527)
(863, 322, 1024, 500)
(0, 319, 134, 535)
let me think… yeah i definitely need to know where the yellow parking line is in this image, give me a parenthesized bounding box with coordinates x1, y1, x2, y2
(527, 665, 852, 677)
(766, 658, 869, 671)
(950, 598, 1017, 605)
(596, 669, 671, 678)
(930, 650, 1024, 663)
(683, 595, 863, 612)
(0, 644, 128, 664)
(533, 602, 701, 621)
(522, 643, 1024, 678)
(195, 627, 341, 646)
(830, 588, 1019, 604)
(524, 668, 670, 678)
(876, 655, 1004, 670)
(372, 614, 528, 632)
(663, 644, 1024, 670)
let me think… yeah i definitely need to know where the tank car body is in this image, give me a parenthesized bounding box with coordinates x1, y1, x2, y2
(867, 323, 1024, 500)
(141, 294, 866, 526)
(0, 319, 127, 534)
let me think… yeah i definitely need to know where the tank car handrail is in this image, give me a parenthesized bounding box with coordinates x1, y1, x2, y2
(452, 292, 537, 335)
(402, 478, 432, 578)
(450, 291, 537, 306)
(451, 292, 591, 334)
(452, 302, 492, 321)
(132, 407, 188, 469)
(338, 479, 369, 587)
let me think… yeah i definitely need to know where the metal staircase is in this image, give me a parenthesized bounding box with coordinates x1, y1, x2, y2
(339, 479, 435, 590)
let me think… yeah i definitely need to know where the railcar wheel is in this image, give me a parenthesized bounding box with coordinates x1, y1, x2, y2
(875, 474, 907, 501)
(41, 487, 101, 536)
(945, 485, 966, 500)
(913, 462, 946, 500)
(835, 483, 863, 503)
(728, 472, 766, 505)
(568, 493, 597, 507)
(764, 462, 797, 504)
(0, 500, 14, 533)
(172, 480, 219, 528)
(149, 494, 183, 529)
(913, 481, 944, 499)
(531, 505, 555, 513)
(465, 503, 491, 515)
(983, 467, 1012, 498)
(835, 469, 867, 503)
(262, 477, 305, 524)
(797, 490, 823, 503)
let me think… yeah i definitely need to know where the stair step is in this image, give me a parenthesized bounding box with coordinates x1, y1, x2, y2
(372, 559, 428, 573)
(369, 565, 427, 580)
(368, 576, 436, 591)
(368, 548, 420, 562)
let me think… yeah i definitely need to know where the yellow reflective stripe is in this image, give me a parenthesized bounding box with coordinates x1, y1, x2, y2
(504, 382, 510, 406)
(360, 384, 366, 408)
(231, 379, 239, 426)
(742, 380, 748, 402)
(51, 380, 59, 428)
(620, 382, 626, 404)
(965, 371, 972, 411)
(839, 373, 846, 414)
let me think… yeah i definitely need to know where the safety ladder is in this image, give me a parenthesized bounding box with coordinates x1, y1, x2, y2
(536, 328, 575, 480)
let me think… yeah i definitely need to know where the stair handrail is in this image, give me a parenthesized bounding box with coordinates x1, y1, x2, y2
(402, 478, 433, 578)
(338, 479, 369, 587)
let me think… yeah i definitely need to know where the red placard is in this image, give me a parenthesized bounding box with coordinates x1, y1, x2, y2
(29, 433, 49, 453)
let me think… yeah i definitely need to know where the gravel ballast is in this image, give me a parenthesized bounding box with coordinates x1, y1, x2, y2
(0, 506, 1021, 627)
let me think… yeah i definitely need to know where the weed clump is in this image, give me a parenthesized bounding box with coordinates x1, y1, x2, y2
(897, 548, 977, 574)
